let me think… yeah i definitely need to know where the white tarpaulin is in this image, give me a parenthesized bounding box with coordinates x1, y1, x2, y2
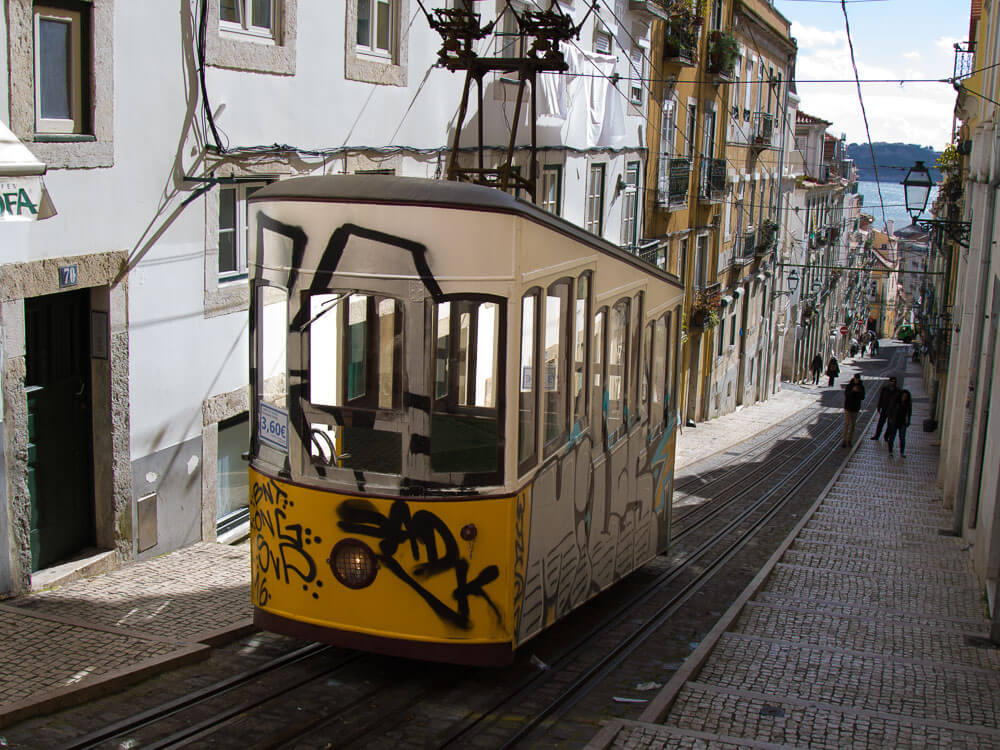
(538, 43, 628, 149)
(0, 121, 56, 221)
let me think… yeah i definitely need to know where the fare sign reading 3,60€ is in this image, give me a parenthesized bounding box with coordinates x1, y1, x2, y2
(258, 402, 289, 452)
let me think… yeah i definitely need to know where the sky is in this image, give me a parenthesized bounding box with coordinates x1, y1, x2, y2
(773, 0, 970, 149)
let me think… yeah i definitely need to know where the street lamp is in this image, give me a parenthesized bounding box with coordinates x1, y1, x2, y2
(772, 267, 799, 298)
(901, 160, 971, 247)
(901, 161, 932, 221)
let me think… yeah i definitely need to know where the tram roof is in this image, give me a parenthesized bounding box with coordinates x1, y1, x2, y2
(252, 175, 678, 284)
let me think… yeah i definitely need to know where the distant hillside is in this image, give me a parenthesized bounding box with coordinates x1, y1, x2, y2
(846, 142, 942, 182)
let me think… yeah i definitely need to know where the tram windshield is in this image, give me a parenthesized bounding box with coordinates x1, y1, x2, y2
(306, 291, 403, 475)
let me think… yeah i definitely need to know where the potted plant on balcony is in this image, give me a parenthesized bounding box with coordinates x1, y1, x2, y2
(664, 0, 706, 64)
(707, 30, 738, 79)
(756, 218, 778, 254)
(689, 287, 721, 329)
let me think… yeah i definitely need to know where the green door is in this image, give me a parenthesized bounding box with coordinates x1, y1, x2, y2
(26, 289, 95, 572)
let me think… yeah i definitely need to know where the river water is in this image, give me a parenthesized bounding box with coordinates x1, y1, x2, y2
(856, 180, 939, 233)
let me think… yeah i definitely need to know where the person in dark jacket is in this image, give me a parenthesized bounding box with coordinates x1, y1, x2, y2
(842, 375, 865, 447)
(826, 356, 840, 386)
(885, 388, 913, 457)
(870, 376, 899, 440)
(810, 353, 823, 385)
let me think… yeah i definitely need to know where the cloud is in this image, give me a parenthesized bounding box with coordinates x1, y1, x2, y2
(788, 21, 956, 147)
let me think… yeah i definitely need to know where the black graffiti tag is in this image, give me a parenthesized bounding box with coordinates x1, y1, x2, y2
(337, 499, 500, 629)
(251, 477, 323, 602)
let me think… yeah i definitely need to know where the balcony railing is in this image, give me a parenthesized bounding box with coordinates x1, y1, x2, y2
(663, 10, 700, 65)
(698, 156, 726, 201)
(752, 112, 774, 148)
(731, 230, 754, 263)
(954, 41, 976, 82)
(657, 156, 691, 206)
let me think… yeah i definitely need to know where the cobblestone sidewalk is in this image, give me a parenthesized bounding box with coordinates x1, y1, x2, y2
(0, 542, 252, 728)
(588, 354, 1000, 748)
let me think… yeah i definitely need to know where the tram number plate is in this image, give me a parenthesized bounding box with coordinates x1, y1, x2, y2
(258, 402, 289, 452)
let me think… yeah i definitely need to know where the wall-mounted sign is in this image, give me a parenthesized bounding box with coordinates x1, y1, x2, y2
(58, 264, 78, 288)
(0, 178, 54, 221)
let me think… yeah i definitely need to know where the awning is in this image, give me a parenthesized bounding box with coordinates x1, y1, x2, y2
(720, 295, 734, 308)
(733, 287, 745, 299)
(0, 122, 56, 221)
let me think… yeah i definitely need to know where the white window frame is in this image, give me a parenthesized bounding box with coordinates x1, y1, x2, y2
(586, 163, 606, 236)
(218, 182, 268, 283)
(685, 101, 697, 158)
(33, 6, 83, 134)
(629, 47, 645, 106)
(220, 0, 278, 42)
(621, 161, 640, 249)
(657, 96, 677, 203)
(593, 18, 613, 54)
(356, 0, 394, 59)
(541, 164, 562, 216)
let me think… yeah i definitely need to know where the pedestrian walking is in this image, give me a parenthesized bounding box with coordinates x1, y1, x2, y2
(871, 332, 880, 355)
(842, 374, 865, 447)
(870, 376, 899, 440)
(825, 356, 840, 386)
(810, 353, 823, 385)
(885, 388, 913, 457)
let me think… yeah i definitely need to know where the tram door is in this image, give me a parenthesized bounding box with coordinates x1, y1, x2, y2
(25, 290, 95, 572)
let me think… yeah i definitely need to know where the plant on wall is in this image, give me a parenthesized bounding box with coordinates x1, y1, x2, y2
(690, 287, 721, 329)
(756, 218, 779, 253)
(707, 30, 738, 77)
(932, 143, 963, 221)
(664, 0, 707, 62)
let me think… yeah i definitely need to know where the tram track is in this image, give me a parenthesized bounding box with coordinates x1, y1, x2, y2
(49, 370, 892, 750)
(429, 383, 883, 749)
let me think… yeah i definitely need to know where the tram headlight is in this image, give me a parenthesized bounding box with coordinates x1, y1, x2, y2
(329, 539, 379, 589)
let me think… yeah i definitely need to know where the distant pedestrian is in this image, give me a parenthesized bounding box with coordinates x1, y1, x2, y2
(870, 376, 899, 440)
(885, 389, 913, 457)
(868, 331, 879, 356)
(810, 354, 823, 385)
(826, 356, 840, 386)
(850, 339, 860, 357)
(842, 374, 865, 447)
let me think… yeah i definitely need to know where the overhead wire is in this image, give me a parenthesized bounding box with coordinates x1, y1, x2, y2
(840, 0, 889, 233)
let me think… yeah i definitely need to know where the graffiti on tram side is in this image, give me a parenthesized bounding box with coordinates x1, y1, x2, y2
(516, 418, 676, 644)
(511, 490, 530, 635)
(250, 476, 325, 607)
(337, 499, 501, 630)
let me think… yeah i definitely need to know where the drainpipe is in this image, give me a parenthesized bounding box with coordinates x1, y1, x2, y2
(952, 131, 999, 536)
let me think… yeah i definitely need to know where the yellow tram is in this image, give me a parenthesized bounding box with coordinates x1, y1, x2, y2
(248, 176, 684, 665)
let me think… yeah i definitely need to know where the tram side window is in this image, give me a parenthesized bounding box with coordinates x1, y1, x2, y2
(630, 292, 644, 427)
(307, 292, 402, 475)
(573, 273, 591, 435)
(592, 307, 606, 445)
(641, 320, 651, 423)
(519, 290, 540, 473)
(607, 298, 629, 443)
(431, 298, 504, 479)
(651, 314, 667, 427)
(543, 279, 572, 456)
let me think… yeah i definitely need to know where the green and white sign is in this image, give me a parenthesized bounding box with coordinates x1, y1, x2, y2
(0, 178, 46, 221)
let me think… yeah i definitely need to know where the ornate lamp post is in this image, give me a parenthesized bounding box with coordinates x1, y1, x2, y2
(902, 160, 971, 247)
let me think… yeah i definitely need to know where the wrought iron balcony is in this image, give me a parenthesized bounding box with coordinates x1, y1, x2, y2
(735, 229, 756, 262)
(954, 41, 975, 82)
(752, 112, 774, 148)
(698, 157, 726, 202)
(657, 156, 691, 206)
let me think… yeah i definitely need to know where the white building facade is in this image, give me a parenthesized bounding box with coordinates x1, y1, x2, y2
(0, 0, 657, 595)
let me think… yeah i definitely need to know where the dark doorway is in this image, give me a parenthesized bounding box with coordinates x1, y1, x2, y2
(25, 289, 95, 572)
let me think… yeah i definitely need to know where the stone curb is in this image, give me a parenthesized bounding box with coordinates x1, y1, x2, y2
(0, 609, 257, 727)
(0, 643, 210, 730)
